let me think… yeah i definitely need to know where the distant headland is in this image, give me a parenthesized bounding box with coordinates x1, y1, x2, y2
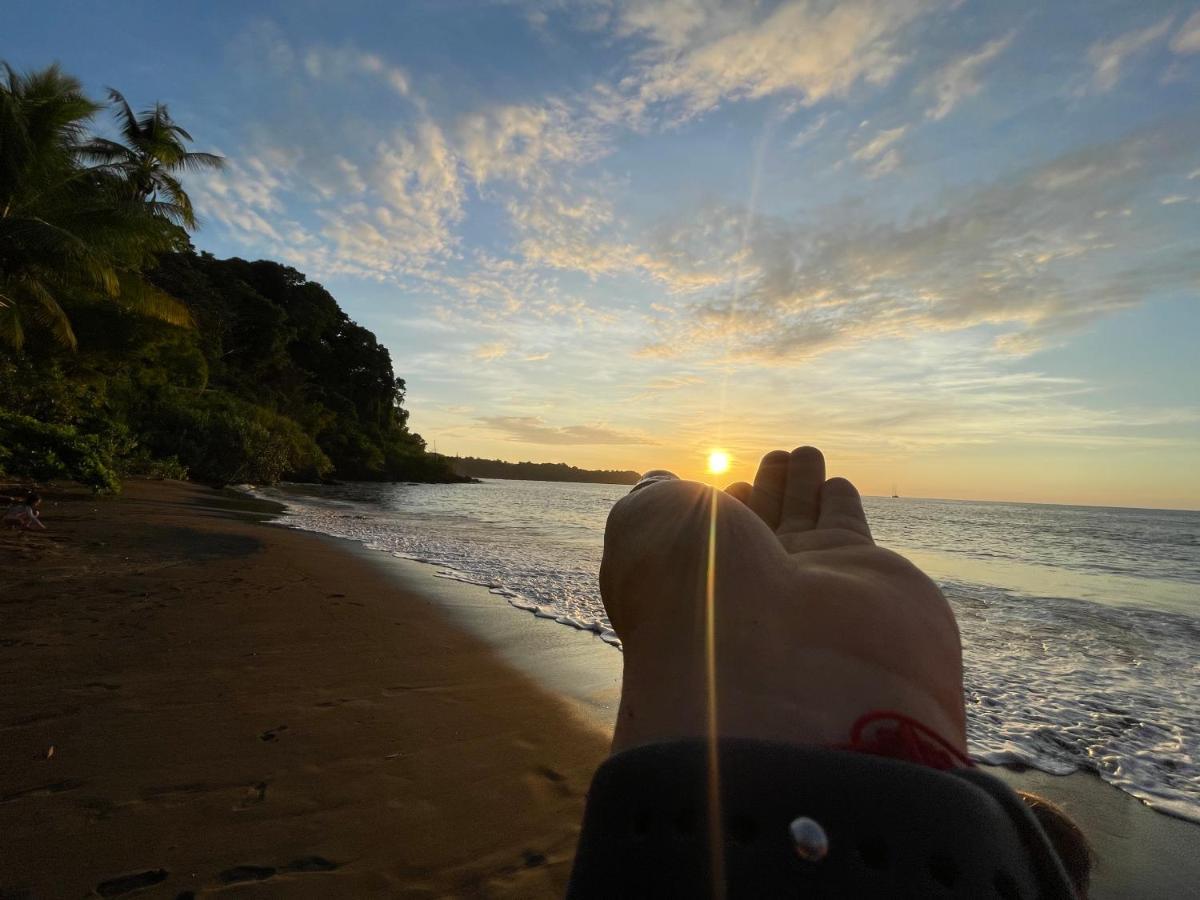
(450, 456, 640, 485)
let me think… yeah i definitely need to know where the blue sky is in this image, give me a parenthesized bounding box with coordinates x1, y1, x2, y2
(10, 0, 1200, 507)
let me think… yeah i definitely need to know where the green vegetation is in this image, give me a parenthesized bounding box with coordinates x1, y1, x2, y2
(0, 62, 462, 490)
(452, 456, 640, 485)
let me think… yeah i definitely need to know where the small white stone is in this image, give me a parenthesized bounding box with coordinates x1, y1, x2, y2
(788, 816, 828, 862)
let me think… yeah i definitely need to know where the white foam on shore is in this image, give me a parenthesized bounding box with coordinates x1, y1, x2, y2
(241, 480, 1200, 823)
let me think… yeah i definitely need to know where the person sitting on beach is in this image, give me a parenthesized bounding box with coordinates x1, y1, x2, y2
(569, 446, 1084, 898)
(3, 491, 47, 531)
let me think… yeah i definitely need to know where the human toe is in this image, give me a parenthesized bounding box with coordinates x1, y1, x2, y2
(748, 450, 789, 527)
(817, 476, 873, 541)
(778, 446, 825, 533)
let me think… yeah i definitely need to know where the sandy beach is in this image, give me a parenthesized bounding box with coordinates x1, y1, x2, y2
(0, 481, 610, 898)
(2, 480, 1197, 898)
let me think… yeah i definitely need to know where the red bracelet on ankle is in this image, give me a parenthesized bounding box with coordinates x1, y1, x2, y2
(836, 710, 974, 771)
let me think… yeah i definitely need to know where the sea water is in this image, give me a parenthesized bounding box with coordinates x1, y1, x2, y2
(248, 479, 1200, 822)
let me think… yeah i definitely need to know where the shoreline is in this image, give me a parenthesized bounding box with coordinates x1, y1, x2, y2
(2, 480, 1196, 898)
(267, 495, 1200, 899)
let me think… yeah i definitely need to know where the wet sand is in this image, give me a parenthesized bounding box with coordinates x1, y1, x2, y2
(2, 479, 1196, 898)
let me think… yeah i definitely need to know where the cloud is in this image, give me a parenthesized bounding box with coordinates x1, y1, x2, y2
(1170, 9, 1200, 55)
(625, 374, 704, 401)
(191, 150, 298, 242)
(852, 125, 908, 161)
(922, 30, 1016, 120)
(473, 341, 511, 360)
(193, 117, 465, 284)
(1085, 16, 1173, 92)
(507, 187, 739, 292)
(316, 120, 464, 278)
(790, 112, 830, 148)
(458, 101, 602, 186)
(233, 26, 413, 98)
(866, 148, 901, 179)
(640, 121, 1200, 362)
(229, 19, 296, 74)
(478, 415, 653, 445)
(303, 46, 411, 96)
(852, 125, 907, 178)
(615, 0, 944, 121)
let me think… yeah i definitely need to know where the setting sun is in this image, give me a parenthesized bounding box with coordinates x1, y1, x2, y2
(706, 450, 731, 475)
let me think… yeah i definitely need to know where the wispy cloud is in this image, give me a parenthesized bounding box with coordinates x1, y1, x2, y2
(611, 0, 946, 121)
(1170, 9, 1200, 55)
(1084, 16, 1173, 92)
(642, 120, 1200, 362)
(458, 101, 602, 187)
(472, 341, 511, 360)
(851, 124, 907, 178)
(478, 416, 654, 445)
(922, 30, 1017, 120)
(790, 112, 830, 147)
(303, 45, 411, 97)
(852, 124, 908, 161)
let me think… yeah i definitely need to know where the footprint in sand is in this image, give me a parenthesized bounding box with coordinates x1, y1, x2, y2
(218, 857, 338, 884)
(95, 869, 168, 896)
(0, 779, 83, 804)
(531, 765, 573, 798)
(219, 865, 276, 884)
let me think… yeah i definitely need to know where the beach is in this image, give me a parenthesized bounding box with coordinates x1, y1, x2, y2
(0, 481, 611, 898)
(2, 480, 1197, 899)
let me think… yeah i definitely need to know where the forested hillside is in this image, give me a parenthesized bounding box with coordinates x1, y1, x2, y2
(0, 63, 461, 490)
(1, 250, 465, 488)
(452, 456, 640, 484)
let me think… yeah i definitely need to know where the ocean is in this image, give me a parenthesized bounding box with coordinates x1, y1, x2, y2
(248, 478, 1200, 823)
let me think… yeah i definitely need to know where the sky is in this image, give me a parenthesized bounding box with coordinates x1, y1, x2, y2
(10, 0, 1200, 508)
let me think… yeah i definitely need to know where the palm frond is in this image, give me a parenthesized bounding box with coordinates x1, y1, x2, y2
(142, 197, 193, 227)
(22, 277, 77, 348)
(175, 151, 224, 173)
(1, 65, 212, 347)
(105, 87, 141, 145)
(115, 273, 194, 328)
(78, 136, 137, 165)
(0, 299, 24, 349)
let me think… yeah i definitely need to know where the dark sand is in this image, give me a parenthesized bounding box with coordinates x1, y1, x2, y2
(2, 480, 1196, 898)
(0, 481, 610, 898)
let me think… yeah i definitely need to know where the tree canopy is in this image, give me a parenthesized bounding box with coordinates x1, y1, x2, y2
(452, 457, 640, 484)
(0, 63, 461, 490)
(0, 65, 199, 349)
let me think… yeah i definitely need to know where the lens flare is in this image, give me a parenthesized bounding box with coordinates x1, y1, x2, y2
(707, 450, 731, 475)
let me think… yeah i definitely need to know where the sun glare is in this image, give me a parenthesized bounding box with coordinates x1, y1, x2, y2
(706, 450, 731, 475)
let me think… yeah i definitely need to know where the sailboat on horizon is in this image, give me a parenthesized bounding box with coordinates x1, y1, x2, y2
(891, 483, 899, 499)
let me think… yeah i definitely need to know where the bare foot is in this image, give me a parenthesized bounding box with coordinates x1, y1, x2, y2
(600, 446, 966, 755)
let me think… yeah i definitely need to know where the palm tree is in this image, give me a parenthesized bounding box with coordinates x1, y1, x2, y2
(0, 65, 200, 349)
(82, 89, 223, 229)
